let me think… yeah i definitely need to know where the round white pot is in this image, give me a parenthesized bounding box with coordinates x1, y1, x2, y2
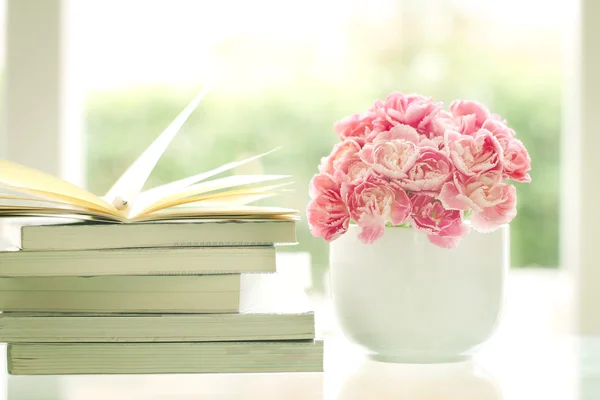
(329, 224, 509, 363)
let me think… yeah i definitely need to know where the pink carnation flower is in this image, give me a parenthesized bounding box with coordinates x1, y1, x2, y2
(370, 124, 420, 143)
(318, 138, 362, 175)
(346, 176, 411, 244)
(432, 109, 459, 138)
(481, 118, 516, 139)
(439, 171, 517, 232)
(470, 183, 517, 232)
(481, 119, 531, 182)
(449, 100, 491, 135)
(334, 112, 376, 141)
(307, 173, 350, 241)
(360, 127, 420, 180)
(410, 194, 470, 249)
(369, 93, 443, 138)
(447, 128, 504, 178)
(335, 154, 371, 185)
(502, 137, 531, 182)
(398, 148, 453, 192)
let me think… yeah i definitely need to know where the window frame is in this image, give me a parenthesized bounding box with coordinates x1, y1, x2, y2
(1, 0, 84, 186)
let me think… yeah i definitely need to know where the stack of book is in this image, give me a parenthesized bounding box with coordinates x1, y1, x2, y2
(0, 219, 323, 375)
(0, 90, 323, 375)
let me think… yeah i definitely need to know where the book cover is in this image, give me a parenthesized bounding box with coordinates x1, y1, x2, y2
(0, 246, 276, 277)
(16, 219, 297, 251)
(8, 340, 325, 375)
(0, 275, 242, 313)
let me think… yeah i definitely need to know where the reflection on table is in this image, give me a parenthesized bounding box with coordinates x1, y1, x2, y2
(7, 372, 323, 400)
(336, 359, 502, 400)
(5, 347, 503, 400)
(3, 334, 600, 400)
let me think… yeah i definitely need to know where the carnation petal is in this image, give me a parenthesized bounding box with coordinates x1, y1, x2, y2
(306, 175, 350, 241)
(357, 213, 386, 244)
(449, 100, 490, 123)
(427, 233, 463, 249)
(470, 184, 517, 232)
(390, 187, 411, 225)
(309, 173, 337, 198)
(373, 124, 420, 144)
(439, 182, 473, 211)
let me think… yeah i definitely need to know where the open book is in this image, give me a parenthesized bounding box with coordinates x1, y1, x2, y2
(0, 89, 297, 223)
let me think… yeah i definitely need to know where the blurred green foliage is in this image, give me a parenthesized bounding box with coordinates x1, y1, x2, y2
(86, 12, 560, 276)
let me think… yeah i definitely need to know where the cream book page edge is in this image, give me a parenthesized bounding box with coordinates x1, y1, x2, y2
(0, 172, 119, 216)
(132, 147, 281, 214)
(133, 180, 292, 218)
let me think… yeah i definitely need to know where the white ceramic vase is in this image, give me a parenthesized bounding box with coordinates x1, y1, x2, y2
(329, 224, 509, 363)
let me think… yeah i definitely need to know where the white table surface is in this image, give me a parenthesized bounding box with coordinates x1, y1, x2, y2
(0, 257, 597, 399)
(2, 333, 597, 400)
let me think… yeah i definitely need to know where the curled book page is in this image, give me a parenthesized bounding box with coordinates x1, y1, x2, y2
(104, 86, 211, 215)
(136, 182, 292, 218)
(131, 148, 281, 217)
(0, 162, 119, 216)
(131, 175, 291, 218)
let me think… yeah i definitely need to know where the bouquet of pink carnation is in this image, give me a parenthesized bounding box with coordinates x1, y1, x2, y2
(307, 92, 531, 249)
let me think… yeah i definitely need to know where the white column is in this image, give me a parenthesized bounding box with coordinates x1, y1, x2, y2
(563, 0, 600, 334)
(1, 0, 83, 185)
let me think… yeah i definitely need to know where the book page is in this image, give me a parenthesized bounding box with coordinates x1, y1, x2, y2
(131, 175, 291, 218)
(181, 192, 278, 205)
(1, 186, 120, 216)
(157, 182, 290, 207)
(104, 88, 211, 210)
(132, 205, 299, 222)
(133, 148, 281, 216)
(0, 161, 119, 216)
(0, 196, 115, 213)
(139, 181, 290, 214)
(0, 208, 120, 222)
(0, 185, 55, 201)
